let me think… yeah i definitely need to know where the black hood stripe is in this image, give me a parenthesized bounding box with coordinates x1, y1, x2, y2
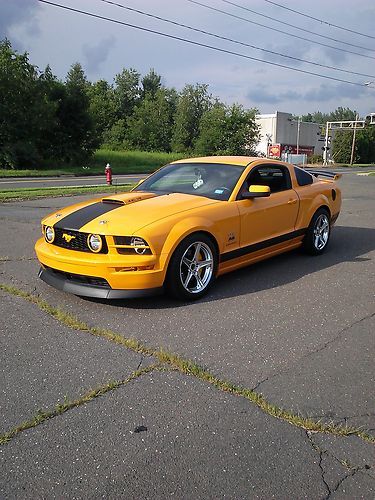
(54, 202, 121, 231)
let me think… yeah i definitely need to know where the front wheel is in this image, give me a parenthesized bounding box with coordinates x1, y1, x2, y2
(166, 234, 218, 300)
(303, 208, 331, 255)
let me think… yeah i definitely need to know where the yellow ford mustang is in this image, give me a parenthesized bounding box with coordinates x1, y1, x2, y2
(35, 156, 341, 300)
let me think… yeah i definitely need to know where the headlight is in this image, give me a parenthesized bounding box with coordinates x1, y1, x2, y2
(44, 226, 55, 243)
(87, 234, 103, 253)
(131, 237, 148, 254)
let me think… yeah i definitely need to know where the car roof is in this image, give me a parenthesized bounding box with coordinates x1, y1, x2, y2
(171, 156, 260, 166)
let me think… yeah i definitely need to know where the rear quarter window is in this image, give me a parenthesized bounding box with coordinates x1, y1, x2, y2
(294, 167, 313, 186)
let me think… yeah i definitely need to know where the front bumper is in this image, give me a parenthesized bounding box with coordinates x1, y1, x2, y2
(38, 266, 163, 299)
(35, 238, 166, 298)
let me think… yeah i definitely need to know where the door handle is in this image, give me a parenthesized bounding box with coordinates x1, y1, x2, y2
(288, 199, 297, 205)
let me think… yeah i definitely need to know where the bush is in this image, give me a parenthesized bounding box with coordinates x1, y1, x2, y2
(308, 154, 323, 164)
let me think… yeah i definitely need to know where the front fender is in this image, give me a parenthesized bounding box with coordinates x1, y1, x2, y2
(158, 216, 220, 270)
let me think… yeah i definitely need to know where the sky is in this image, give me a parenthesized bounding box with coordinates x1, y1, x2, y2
(1, 0, 375, 117)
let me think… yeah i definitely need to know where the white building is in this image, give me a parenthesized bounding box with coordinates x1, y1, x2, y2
(255, 111, 322, 158)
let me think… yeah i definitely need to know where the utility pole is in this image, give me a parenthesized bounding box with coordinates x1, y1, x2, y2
(296, 117, 301, 154)
(350, 114, 359, 165)
(323, 122, 329, 165)
(323, 118, 367, 165)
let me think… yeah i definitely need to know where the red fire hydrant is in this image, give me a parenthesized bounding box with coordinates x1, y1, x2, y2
(105, 163, 112, 185)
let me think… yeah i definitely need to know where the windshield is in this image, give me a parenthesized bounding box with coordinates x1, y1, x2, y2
(134, 162, 246, 201)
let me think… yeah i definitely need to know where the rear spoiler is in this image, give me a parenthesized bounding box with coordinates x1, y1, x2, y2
(303, 168, 342, 180)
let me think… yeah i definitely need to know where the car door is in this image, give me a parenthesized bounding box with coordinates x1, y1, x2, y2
(236, 164, 299, 250)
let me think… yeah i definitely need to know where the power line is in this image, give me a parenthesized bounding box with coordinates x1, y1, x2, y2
(219, 0, 375, 51)
(262, 0, 375, 41)
(37, 0, 372, 88)
(97, 0, 375, 79)
(187, 0, 375, 61)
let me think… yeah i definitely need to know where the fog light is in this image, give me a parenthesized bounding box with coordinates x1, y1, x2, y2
(131, 236, 148, 254)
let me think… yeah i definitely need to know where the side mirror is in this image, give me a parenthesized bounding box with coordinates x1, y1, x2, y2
(242, 185, 271, 199)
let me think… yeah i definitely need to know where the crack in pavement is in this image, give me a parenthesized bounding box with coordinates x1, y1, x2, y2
(305, 431, 332, 498)
(0, 363, 162, 445)
(305, 431, 374, 499)
(251, 311, 375, 392)
(0, 256, 37, 262)
(136, 355, 145, 371)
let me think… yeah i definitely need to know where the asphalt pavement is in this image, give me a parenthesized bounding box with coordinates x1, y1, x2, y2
(0, 172, 374, 498)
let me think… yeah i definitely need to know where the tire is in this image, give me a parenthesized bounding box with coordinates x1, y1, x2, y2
(303, 208, 331, 255)
(166, 233, 218, 300)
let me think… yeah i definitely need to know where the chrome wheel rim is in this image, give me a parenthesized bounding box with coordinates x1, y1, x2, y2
(313, 214, 330, 250)
(180, 241, 213, 294)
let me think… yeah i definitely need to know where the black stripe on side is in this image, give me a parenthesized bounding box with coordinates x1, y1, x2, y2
(54, 202, 120, 231)
(220, 228, 307, 263)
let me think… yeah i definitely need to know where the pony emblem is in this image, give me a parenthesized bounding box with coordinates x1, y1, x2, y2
(62, 233, 76, 243)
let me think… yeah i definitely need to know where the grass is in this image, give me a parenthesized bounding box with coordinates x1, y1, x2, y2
(1, 150, 374, 178)
(0, 149, 186, 178)
(1, 282, 374, 445)
(0, 183, 133, 202)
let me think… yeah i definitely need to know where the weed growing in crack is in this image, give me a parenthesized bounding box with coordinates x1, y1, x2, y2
(0, 364, 160, 445)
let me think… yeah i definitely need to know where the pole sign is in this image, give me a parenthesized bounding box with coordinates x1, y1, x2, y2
(267, 144, 281, 158)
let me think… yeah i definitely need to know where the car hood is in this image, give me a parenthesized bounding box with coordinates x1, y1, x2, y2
(42, 191, 220, 235)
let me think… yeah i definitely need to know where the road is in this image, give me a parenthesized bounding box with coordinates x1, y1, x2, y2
(0, 167, 373, 190)
(0, 174, 145, 190)
(0, 172, 374, 498)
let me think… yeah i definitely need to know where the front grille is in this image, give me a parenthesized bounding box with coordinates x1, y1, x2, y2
(53, 228, 108, 254)
(45, 266, 110, 288)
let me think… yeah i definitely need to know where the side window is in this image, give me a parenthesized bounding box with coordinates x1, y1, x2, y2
(246, 165, 292, 193)
(294, 166, 313, 186)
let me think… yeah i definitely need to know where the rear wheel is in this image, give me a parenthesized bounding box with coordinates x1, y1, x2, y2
(166, 233, 218, 300)
(303, 208, 331, 255)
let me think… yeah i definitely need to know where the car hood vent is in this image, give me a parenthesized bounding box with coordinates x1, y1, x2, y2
(101, 192, 159, 206)
(101, 199, 125, 205)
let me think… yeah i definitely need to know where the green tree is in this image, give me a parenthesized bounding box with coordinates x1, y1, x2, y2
(141, 68, 162, 99)
(171, 84, 212, 152)
(0, 39, 42, 167)
(37, 65, 67, 162)
(301, 107, 357, 124)
(127, 88, 176, 151)
(195, 103, 259, 156)
(332, 122, 375, 164)
(60, 62, 98, 163)
(87, 79, 116, 144)
(114, 67, 140, 119)
(332, 131, 352, 163)
(356, 126, 375, 163)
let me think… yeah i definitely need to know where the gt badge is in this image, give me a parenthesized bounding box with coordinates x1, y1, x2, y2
(62, 233, 76, 243)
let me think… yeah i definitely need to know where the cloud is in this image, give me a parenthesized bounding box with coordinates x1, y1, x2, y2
(261, 41, 311, 68)
(247, 86, 301, 104)
(303, 83, 367, 102)
(247, 81, 367, 108)
(83, 36, 116, 75)
(0, 0, 40, 39)
(320, 47, 348, 65)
